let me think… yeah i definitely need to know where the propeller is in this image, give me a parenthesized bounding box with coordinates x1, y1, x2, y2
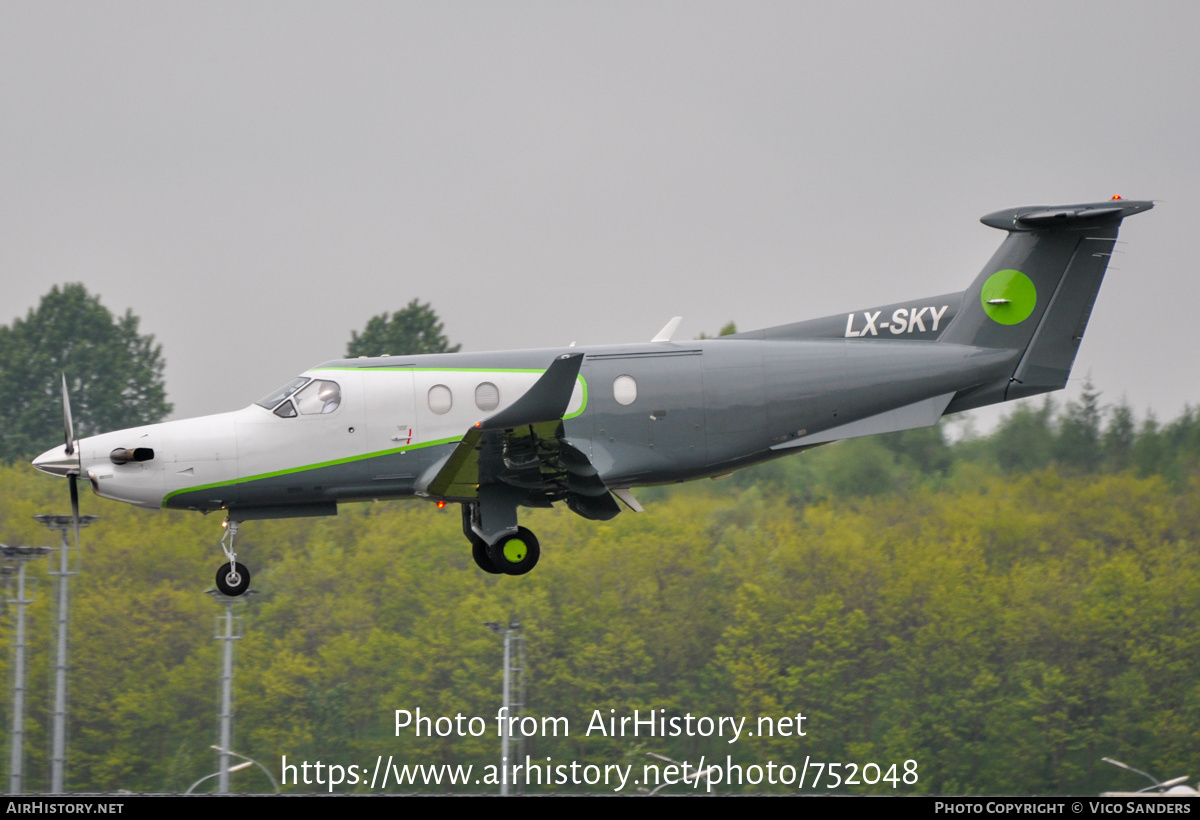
(57, 376, 83, 552)
(32, 375, 101, 551)
(61, 374, 82, 552)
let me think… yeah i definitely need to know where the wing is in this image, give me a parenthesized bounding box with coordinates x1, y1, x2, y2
(419, 353, 626, 520)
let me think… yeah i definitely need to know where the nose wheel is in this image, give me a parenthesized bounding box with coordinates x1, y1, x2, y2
(216, 520, 252, 596)
(216, 562, 252, 596)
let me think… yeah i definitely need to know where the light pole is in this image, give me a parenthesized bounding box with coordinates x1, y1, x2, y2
(1, 544, 52, 794)
(34, 513, 97, 794)
(205, 588, 256, 794)
(484, 618, 524, 796)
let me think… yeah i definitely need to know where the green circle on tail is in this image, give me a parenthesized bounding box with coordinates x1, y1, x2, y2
(981, 269, 1037, 325)
(503, 539, 527, 563)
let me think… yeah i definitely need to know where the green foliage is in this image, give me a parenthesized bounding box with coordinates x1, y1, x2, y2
(993, 398, 1056, 473)
(696, 321, 737, 340)
(346, 299, 461, 358)
(1055, 380, 1103, 472)
(0, 284, 171, 463)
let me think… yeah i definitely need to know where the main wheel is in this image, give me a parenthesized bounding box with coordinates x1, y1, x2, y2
(215, 562, 251, 596)
(471, 535, 503, 574)
(487, 527, 541, 576)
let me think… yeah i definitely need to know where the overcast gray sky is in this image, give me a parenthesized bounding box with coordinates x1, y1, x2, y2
(2, 2, 1196, 430)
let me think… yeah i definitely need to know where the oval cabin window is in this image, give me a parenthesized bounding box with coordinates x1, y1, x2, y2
(613, 374, 637, 406)
(428, 384, 453, 415)
(475, 382, 500, 412)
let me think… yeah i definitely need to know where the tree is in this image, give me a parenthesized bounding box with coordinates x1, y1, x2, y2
(346, 299, 460, 358)
(1054, 379, 1102, 472)
(0, 284, 172, 463)
(1101, 399, 1136, 472)
(696, 321, 737, 340)
(992, 398, 1056, 473)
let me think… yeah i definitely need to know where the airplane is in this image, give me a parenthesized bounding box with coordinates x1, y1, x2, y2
(32, 198, 1153, 595)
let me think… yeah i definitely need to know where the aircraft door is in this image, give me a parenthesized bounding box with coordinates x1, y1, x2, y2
(586, 351, 707, 479)
(364, 370, 418, 454)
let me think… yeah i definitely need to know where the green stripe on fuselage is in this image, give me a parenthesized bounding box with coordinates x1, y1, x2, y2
(160, 435, 462, 508)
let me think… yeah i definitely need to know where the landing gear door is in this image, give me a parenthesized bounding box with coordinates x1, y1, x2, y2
(364, 370, 417, 454)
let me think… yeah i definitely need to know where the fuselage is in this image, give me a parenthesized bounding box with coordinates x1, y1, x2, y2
(34, 335, 1016, 519)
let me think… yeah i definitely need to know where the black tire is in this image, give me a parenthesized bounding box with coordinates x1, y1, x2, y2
(215, 562, 251, 596)
(471, 536, 503, 574)
(487, 527, 541, 576)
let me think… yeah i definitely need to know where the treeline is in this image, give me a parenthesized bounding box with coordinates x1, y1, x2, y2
(0, 394, 1197, 794)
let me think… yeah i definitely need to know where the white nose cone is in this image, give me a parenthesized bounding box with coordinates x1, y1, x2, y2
(32, 445, 79, 477)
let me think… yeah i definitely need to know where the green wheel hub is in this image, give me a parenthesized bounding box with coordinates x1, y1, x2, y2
(486, 527, 540, 575)
(502, 538, 527, 564)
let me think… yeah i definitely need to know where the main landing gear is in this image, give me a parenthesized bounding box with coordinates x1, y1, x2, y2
(215, 520, 252, 596)
(463, 504, 540, 576)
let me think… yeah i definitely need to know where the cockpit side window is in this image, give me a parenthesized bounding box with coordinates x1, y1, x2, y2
(294, 379, 341, 415)
(256, 377, 310, 410)
(273, 400, 298, 418)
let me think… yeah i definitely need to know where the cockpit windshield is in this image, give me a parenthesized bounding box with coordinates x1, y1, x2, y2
(255, 377, 310, 410)
(294, 379, 341, 414)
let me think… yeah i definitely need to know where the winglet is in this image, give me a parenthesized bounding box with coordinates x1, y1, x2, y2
(651, 317, 683, 343)
(479, 353, 584, 430)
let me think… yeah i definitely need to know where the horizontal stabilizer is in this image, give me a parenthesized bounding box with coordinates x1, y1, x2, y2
(770, 392, 955, 450)
(980, 200, 1153, 232)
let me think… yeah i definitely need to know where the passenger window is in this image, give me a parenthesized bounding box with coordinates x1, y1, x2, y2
(613, 375, 637, 406)
(294, 380, 341, 415)
(475, 382, 500, 412)
(428, 384, 453, 415)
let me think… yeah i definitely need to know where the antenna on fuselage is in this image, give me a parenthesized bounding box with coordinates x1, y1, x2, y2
(651, 317, 683, 343)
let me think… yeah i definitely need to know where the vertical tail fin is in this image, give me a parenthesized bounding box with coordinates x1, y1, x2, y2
(940, 199, 1153, 403)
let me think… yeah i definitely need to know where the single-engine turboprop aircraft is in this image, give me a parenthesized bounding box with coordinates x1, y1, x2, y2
(33, 199, 1153, 594)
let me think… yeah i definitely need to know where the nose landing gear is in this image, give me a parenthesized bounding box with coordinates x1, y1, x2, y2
(215, 520, 252, 596)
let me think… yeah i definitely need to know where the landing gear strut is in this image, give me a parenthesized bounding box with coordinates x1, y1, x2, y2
(215, 520, 252, 596)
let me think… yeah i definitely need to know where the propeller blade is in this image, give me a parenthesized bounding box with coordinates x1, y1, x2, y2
(69, 473, 82, 552)
(61, 373, 75, 457)
(69, 473, 79, 520)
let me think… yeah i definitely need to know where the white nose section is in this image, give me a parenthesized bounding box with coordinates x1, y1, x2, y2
(32, 445, 79, 478)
